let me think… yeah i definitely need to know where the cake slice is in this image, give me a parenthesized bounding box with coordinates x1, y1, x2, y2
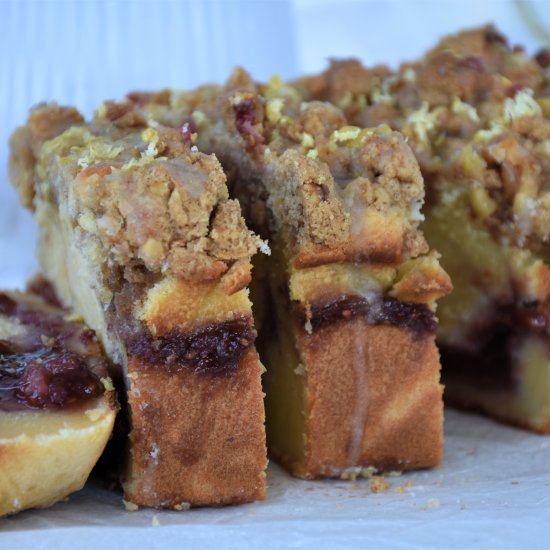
(423, 116, 550, 433)
(142, 69, 452, 478)
(0, 282, 116, 516)
(295, 26, 550, 433)
(8, 102, 267, 507)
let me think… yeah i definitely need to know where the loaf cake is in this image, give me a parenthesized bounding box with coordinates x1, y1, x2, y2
(137, 69, 452, 478)
(8, 102, 267, 507)
(295, 25, 550, 432)
(0, 282, 116, 516)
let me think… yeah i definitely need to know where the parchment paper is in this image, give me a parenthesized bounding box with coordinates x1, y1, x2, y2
(1, 409, 550, 549)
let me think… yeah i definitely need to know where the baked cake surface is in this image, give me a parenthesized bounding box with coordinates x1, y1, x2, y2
(0, 283, 116, 516)
(295, 25, 550, 433)
(8, 102, 267, 506)
(139, 69, 452, 477)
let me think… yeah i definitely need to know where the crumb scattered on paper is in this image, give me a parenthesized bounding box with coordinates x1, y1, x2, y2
(123, 499, 139, 512)
(369, 476, 390, 493)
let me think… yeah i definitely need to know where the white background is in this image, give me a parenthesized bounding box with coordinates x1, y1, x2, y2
(1, 1, 550, 547)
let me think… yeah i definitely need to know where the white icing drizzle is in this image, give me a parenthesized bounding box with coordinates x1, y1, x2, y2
(346, 320, 369, 467)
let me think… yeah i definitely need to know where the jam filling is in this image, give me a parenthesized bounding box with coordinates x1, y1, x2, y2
(232, 97, 264, 152)
(124, 317, 256, 377)
(0, 344, 104, 411)
(302, 294, 437, 336)
(0, 292, 105, 411)
(441, 301, 550, 392)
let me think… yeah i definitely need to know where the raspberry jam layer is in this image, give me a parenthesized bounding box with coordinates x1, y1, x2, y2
(0, 293, 105, 411)
(303, 294, 437, 336)
(441, 301, 550, 392)
(124, 317, 257, 377)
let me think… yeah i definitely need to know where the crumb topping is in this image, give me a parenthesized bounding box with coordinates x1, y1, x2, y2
(162, 68, 433, 268)
(293, 25, 550, 255)
(10, 102, 260, 286)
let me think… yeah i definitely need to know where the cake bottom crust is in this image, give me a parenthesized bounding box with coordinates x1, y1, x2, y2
(270, 317, 443, 478)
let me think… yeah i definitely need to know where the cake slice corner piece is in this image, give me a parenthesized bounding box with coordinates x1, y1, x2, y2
(0, 286, 116, 517)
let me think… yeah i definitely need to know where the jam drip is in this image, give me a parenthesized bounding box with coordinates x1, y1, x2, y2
(306, 295, 437, 336)
(124, 317, 256, 377)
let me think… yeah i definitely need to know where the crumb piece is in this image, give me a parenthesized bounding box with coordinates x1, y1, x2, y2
(394, 485, 406, 494)
(152, 515, 160, 527)
(40, 334, 55, 347)
(123, 499, 139, 512)
(427, 498, 441, 509)
(405, 479, 414, 487)
(173, 502, 191, 511)
(369, 476, 390, 493)
(361, 467, 378, 478)
(257, 237, 271, 255)
(101, 377, 115, 392)
(293, 363, 306, 376)
(386, 470, 403, 477)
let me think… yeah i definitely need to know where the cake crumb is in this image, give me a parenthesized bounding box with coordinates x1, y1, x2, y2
(152, 515, 160, 527)
(101, 377, 115, 392)
(174, 502, 191, 511)
(369, 476, 390, 493)
(123, 499, 139, 512)
(427, 498, 441, 509)
(40, 334, 56, 347)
